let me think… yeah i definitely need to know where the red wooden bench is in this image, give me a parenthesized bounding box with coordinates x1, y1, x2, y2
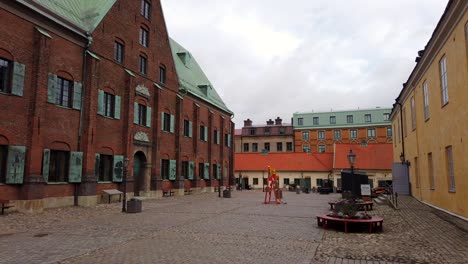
(162, 185, 174, 197)
(317, 214, 383, 233)
(0, 199, 14, 215)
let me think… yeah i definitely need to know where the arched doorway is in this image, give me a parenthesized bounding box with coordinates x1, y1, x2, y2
(133, 151, 147, 196)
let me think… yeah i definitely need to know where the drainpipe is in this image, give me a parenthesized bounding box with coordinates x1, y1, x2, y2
(75, 32, 92, 206)
(395, 102, 406, 162)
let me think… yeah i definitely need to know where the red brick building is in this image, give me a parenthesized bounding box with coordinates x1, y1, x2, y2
(0, 0, 234, 212)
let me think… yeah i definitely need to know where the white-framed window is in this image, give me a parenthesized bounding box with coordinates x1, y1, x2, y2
(140, 27, 149, 47)
(350, 129, 357, 139)
(411, 96, 416, 130)
(318, 131, 325, 139)
(364, 114, 371, 123)
(386, 127, 392, 137)
(440, 56, 449, 105)
(302, 143, 310, 153)
(298, 118, 304, 126)
(423, 81, 429, 120)
(302, 131, 309, 140)
(367, 128, 376, 138)
(139, 55, 147, 75)
(446, 146, 455, 192)
(383, 113, 390, 121)
(313, 117, 319, 125)
(318, 145, 326, 153)
(346, 115, 353, 123)
(334, 130, 341, 140)
(141, 0, 151, 19)
(114, 41, 124, 63)
(199, 125, 207, 141)
(329, 116, 336, 124)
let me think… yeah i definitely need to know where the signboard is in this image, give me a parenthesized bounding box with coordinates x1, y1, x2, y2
(360, 184, 371, 196)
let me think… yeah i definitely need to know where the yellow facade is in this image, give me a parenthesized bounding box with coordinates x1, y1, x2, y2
(391, 1, 468, 218)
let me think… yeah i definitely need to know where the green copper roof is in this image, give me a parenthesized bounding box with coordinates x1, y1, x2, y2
(20, 0, 116, 32)
(169, 38, 233, 114)
(293, 108, 392, 129)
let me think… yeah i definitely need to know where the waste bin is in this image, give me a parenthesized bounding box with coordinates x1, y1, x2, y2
(223, 189, 231, 198)
(126, 198, 142, 213)
(296, 188, 300, 194)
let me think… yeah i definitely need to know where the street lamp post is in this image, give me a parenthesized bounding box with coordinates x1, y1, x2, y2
(122, 157, 129, 213)
(347, 149, 356, 197)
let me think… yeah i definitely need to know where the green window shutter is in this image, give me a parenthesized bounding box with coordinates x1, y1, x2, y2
(204, 163, 210, 180)
(6, 146, 26, 184)
(72, 82, 82, 110)
(146, 106, 152, 127)
(68, 151, 83, 183)
(134, 102, 139, 124)
(169, 160, 177, 180)
(12, 62, 25, 96)
(228, 134, 232, 147)
(97, 90, 104, 115)
(94, 153, 100, 178)
(114, 95, 121, 119)
(161, 112, 165, 130)
(112, 155, 124, 182)
(204, 127, 208, 142)
(188, 121, 193, 138)
(217, 164, 221, 179)
(47, 73, 57, 103)
(42, 149, 50, 182)
(170, 115, 175, 133)
(188, 161, 194, 180)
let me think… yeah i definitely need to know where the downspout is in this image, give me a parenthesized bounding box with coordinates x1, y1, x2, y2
(395, 102, 406, 161)
(75, 32, 92, 206)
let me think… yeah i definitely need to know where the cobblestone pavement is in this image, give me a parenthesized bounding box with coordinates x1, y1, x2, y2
(0, 191, 467, 264)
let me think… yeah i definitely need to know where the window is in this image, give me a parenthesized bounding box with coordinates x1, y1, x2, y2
(140, 27, 149, 47)
(55, 77, 73, 108)
(298, 118, 304, 125)
(212, 165, 217, 179)
(253, 178, 259, 185)
(318, 131, 325, 139)
(161, 112, 173, 132)
(316, 179, 323, 187)
(114, 42, 124, 63)
(428, 153, 434, 190)
(364, 114, 371, 123)
(0, 58, 12, 93)
(334, 130, 341, 140)
(446, 146, 455, 192)
(313, 117, 319, 125)
(330, 116, 336, 124)
(136, 104, 147, 126)
(264, 142, 270, 152)
(98, 155, 113, 182)
(318, 145, 326, 153)
(302, 144, 310, 153)
(440, 56, 449, 105)
(249, 128, 256, 135)
(48, 150, 69, 182)
(279, 127, 285, 134)
(252, 143, 258, 152)
(214, 130, 219, 144)
(182, 161, 189, 179)
(286, 142, 293, 152)
(199, 125, 207, 141)
(243, 143, 249, 152)
(423, 81, 429, 120)
(161, 159, 169, 180)
(284, 178, 290, 185)
(139, 55, 147, 75)
(141, 0, 151, 19)
(411, 96, 416, 130)
(0, 145, 7, 183)
(277, 142, 283, 152)
(104, 92, 115, 118)
(387, 127, 392, 137)
(159, 66, 166, 84)
(367, 128, 376, 138)
(225, 134, 230, 147)
(383, 113, 390, 121)
(346, 115, 353, 123)
(183, 119, 191, 137)
(302, 131, 309, 140)
(350, 129, 357, 139)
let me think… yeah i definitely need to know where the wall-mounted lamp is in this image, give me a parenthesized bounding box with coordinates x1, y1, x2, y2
(399, 152, 411, 166)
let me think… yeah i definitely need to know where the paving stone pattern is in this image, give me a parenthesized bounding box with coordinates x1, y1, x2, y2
(0, 191, 467, 264)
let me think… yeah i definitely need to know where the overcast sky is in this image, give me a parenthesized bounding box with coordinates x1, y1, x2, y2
(161, 0, 448, 127)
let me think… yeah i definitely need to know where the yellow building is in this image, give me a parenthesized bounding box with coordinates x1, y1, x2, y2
(390, 0, 468, 219)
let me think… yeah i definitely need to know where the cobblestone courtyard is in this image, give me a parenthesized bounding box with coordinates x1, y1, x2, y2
(0, 191, 467, 264)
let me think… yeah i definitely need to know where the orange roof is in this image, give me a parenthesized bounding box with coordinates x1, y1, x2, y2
(334, 144, 393, 170)
(235, 153, 333, 172)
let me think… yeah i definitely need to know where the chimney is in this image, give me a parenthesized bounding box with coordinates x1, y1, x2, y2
(266, 119, 274, 125)
(275, 117, 282, 125)
(244, 119, 252, 127)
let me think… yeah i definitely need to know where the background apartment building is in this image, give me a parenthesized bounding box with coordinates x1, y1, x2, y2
(292, 108, 393, 153)
(391, 0, 467, 219)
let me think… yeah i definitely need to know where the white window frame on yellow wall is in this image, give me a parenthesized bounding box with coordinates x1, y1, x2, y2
(439, 56, 449, 106)
(410, 96, 416, 130)
(423, 81, 429, 120)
